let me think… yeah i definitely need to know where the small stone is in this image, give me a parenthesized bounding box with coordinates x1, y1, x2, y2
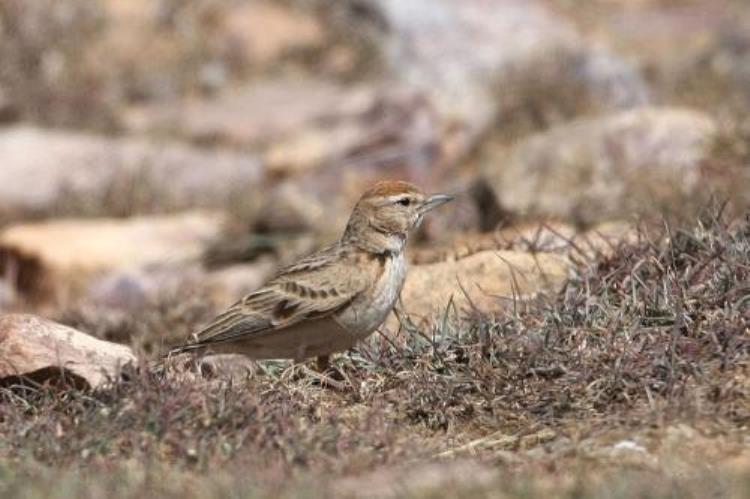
(0, 314, 136, 389)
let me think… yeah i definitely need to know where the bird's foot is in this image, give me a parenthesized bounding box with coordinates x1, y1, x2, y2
(302, 365, 346, 391)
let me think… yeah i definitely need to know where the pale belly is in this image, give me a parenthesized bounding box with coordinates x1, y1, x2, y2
(335, 253, 407, 339)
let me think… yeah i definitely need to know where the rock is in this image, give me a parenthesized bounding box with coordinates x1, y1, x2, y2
(584, 437, 659, 470)
(393, 220, 636, 327)
(356, 0, 650, 157)
(395, 249, 569, 328)
(0, 211, 226, 300)
(124, 78, 376, 149)
(0, 314, 136, 389)
(482, 107, 719, 224)
(0, 126, 263, 218)
(409, 221, 634, 264)
(612, 440, 648, 454)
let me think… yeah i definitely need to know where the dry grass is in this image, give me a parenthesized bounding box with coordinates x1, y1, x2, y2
(1, 205, 748, 497)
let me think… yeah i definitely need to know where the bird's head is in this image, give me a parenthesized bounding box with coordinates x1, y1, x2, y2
(344, 180, 454, 253)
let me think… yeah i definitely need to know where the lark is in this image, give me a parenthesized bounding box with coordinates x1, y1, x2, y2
(170, 180, 453, 369)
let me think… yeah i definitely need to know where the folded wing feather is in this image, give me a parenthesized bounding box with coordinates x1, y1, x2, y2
(173, 244, 370, 351)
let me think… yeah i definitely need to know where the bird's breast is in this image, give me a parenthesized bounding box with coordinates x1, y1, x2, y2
(336, 252, 407, 337)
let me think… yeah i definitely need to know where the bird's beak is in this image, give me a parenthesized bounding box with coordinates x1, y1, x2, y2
(419, 193, 454, 214)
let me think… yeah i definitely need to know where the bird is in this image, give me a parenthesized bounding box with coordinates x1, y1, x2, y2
(169, 180, 453, 370)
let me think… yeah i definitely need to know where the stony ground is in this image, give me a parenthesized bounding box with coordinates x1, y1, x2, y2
(0, 1, 749, 498)
(1, 208, 748, 498)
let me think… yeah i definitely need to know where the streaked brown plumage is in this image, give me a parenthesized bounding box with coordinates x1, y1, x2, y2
(170, 180, 453, 366)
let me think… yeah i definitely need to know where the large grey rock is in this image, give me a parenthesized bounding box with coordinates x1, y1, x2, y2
(362, 0, 650, 154)
(0, 314, 136, 389)
(482, 107, 719, 224)
(0, 126, 263, 218)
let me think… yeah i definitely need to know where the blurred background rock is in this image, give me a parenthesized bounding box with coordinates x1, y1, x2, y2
(0, 0, 747, 348)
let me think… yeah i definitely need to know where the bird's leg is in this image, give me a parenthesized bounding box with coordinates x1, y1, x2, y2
(294, 343, 308, 365)
(316, 354, 347, 383)
(303, 355, 345, 391)
(316, 355, 330, 372)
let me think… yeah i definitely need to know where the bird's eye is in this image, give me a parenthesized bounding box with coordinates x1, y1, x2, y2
(397, 197, 411, 206)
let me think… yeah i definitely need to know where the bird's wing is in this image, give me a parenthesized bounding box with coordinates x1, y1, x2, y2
(176, 244, 371, 350)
